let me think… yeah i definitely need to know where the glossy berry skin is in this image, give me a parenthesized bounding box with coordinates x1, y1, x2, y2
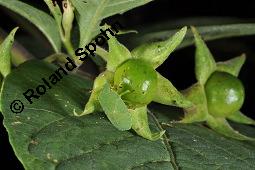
(114, 59, 157, 105)
(205, 71, 245, 117)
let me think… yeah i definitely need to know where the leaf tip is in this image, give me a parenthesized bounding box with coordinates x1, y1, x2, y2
(73, 108, 92, 117)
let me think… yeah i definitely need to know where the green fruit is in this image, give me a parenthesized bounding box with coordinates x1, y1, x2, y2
(114, 59, 157, 105)
(205, 71, 245, 117)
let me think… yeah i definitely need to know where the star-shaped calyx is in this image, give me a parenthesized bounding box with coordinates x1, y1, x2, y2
(181, 27, 255, 140)
(74, 27, 192, 141)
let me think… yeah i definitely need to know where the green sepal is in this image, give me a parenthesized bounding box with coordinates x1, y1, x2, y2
(74, 71, 113, 116)
(129, 106, 165, 141)
(192, 26, 216, 85)
(153, 73, 192, 108)
(216, 54, 246, 76)
(0, 27, 18, 77)
(107, 36, 132, 72)
(227, 111, 255, 125)
(98, 82, 132, 131)
(131, 27, 187, 69)
(181, 83, 209, 123)
(206, 115, 255, 141)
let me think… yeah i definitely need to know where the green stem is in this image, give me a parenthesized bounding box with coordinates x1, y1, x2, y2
(95, 46, 108, 61)
(43, 53, 68, 63)
(62, 38, 82, 66)
(63, 38, 74, 58)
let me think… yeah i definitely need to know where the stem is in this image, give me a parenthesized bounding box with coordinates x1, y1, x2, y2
(62, 38, 82, 67)
(63, 38, 74, 58)
(43, 53, 68, 63)
(95, 46, 108, 61)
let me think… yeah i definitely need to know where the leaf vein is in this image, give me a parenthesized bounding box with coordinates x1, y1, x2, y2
(148, 109, 179, 170)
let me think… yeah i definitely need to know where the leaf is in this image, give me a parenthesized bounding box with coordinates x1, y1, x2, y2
(153, 73, 192, 108)
(70, 0, 152, 48)
(107, 36, 132, 71)
(0, 0, 61, 52)
(0, 27, 18, 77)
(1, 60, 255, 169)
(217, 54, 246, 76)
(127, 24, 255, 49)
(1, 60, 172, 169)
(162, 122, 255, 170)
(43, 0, 63, 36)
(192, 26, 216, 85)
(98, 82, 132, 131)
(131, 27, 187, 68)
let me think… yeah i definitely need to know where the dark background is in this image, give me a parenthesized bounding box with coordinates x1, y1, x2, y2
(1, 0, 255, 169)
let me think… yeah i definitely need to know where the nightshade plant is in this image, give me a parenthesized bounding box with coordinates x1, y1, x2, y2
(74, 27, 192, 141)
(181, 27, 255, 140)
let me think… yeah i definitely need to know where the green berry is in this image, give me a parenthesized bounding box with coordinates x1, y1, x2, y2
(114, 59, 157, 105)
(205, 71, 245, 117)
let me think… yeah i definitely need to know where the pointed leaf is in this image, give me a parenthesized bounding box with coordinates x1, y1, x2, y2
(130, 106, 165, 141)
(107, 37, 132, 71)
(192, 26, 216, 84)
(217, 54, 246, 76)
(0, 27, 18, 77)
(99, 82, 132, 131)
(207, 115, 254, 141)
(71, 0, 152, 48)
(0, 0, 61, 52)
(227, 111, 255, 125)
(75, 71, 113, 116)
(153, 73, 192, 108)
(44, 0, 63, 36)
(181, 83, 209, 123)
(131, 27, 187, 68)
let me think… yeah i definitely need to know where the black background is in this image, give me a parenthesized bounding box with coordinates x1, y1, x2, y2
(1, 0, 255, 169)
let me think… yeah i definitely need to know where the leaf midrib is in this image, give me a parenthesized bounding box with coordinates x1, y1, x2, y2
(148, 110, 179, 170)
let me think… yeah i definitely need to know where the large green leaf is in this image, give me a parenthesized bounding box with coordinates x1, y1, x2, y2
(70, 0, 152, 48)
(127, 24, 255, 49)
(0, 0, 61, 52)
(1, 61, 255, 169)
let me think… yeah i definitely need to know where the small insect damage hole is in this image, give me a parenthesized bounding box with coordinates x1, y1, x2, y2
(52, 0, 62, 7)
(63, 2, 68, 8)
